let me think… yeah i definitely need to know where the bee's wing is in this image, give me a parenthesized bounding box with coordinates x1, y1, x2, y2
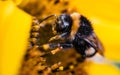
(86, 33, 104, 56)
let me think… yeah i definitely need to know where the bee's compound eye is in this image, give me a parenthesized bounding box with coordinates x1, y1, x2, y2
(54, 14, 72, 33)
(60, 14, 70, 26)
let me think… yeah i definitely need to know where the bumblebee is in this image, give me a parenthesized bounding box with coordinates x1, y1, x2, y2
(32, 12, 104, 59)
(21, 12, 105, 75)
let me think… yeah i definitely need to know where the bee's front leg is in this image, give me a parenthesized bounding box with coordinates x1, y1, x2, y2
(49, 32, 68, 42)
(39, 42, 73, 55)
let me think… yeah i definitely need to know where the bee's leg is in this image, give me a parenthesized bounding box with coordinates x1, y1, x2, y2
(51, 62, 76, 73)
(39, 43, 73, 54)
(49, 32, 68, 42)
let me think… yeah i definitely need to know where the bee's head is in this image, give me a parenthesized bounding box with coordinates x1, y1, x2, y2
(53, 14, 73, 33)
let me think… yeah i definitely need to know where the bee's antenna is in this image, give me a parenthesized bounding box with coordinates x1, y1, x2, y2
(40, 14, 57, 23)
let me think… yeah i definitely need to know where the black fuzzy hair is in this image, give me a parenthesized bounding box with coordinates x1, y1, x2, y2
(77, 15, 93, 36)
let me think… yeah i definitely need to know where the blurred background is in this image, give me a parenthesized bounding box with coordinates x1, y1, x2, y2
(0, 0, 120, 75)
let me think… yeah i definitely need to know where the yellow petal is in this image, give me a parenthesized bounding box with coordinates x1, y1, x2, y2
(85, 62, 120, 75)
(0, 1, 32, 75)
(13, 0, 23, 5)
